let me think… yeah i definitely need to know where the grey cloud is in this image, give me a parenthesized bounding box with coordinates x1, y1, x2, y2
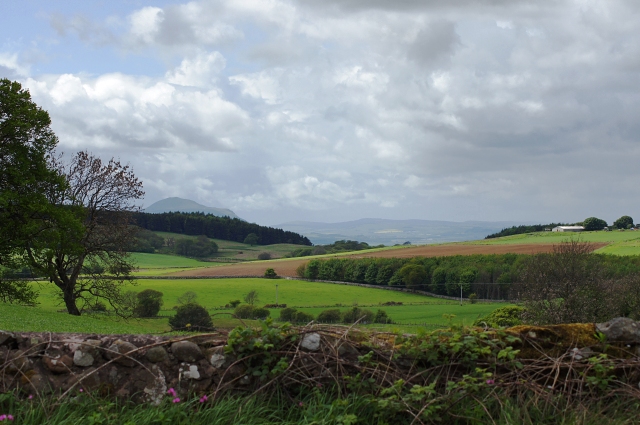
(407, 21, 461, 66)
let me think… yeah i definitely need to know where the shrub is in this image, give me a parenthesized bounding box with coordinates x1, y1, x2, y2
(134, 289, 163, 317)
(264, 268, 278, 278)
(373, 309, 392, 324)
(342, 307, 374, 324)
(317, 309, 342, 323)
(169, 303, 213, 331)
(293, 311, 314, 323)
(252, 307, 271, 320)
(279, 307, 298, 322)
(258, 252, 272, 260)
(473, 305, 525, 328)
(228, 299, 241, 308)
(234, 304, 256, 319)
(469, 293, 478, 304)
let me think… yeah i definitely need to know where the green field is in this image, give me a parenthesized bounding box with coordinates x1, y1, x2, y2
(0, 278, 503, 334)
(465, 230, 640, 255)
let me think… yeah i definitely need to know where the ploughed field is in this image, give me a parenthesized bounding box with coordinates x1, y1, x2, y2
(169, 243, 601, 277)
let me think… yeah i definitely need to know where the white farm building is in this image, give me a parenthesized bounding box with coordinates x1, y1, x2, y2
(551, 226, 585, 232)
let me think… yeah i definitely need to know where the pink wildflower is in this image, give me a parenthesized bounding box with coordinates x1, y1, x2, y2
(298, 402, 304, 407)
(172, 397, 181, 403)
(199, 395, 208, 403)
(28, 395, 33, 400)
(0, 415, 6, 421)
(486, 379, 495, 385)
(167, 388, 177, 397)
(79, 388, 84, 393)
(6, 416, 12, 421)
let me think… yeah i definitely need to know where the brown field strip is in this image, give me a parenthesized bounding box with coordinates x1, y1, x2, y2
(168, 242, 607, 278)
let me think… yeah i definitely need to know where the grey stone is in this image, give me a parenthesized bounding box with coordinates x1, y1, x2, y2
(301, 333, 321, 351)
(596, 317, 640, 343)
(570, 347, 594, 361)
(337, 343, 360, 358)
(106, 340, 138, 367)
(143, 365, 167, 406)
(73, 350, 95, 367)
(209, 353, 225, 368)
(145, 346, 168, 363)
(171, 341, 203, 362)
(180, 364, 201, 380)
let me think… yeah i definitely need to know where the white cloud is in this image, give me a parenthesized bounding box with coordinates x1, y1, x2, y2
(4, 0, 640, 224)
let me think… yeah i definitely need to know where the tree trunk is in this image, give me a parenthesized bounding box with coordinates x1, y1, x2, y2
(62, 286, 81, 316)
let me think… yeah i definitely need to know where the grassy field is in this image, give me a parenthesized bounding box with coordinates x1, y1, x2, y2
(0, 278, 503, 334)
(465, 229, 640, 255)
(152, 231, 310, 261)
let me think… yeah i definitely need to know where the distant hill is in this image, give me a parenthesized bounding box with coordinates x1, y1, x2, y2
(275, 218, 524, 245)
(145, 197, 240, 219)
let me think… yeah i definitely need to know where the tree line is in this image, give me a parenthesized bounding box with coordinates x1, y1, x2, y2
(298, 252, 640, 300)
(133, 211, 312, 246)
(486, 216, 637, 239)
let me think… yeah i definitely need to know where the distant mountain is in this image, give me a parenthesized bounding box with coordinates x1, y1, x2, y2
(145, 197, 240, 219)
(275, 218, 524, 245)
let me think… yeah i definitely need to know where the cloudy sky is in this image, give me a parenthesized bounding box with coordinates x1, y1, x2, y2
(2, 0, 640, 226)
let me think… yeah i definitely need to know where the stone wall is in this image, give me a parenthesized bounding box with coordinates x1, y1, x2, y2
(0, 331, 232, 405)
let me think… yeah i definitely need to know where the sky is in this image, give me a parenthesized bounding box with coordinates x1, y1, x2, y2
(2, 0, 640, 226)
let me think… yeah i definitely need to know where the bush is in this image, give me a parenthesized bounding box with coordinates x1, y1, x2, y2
(228, 299, 241, 308)
(134, 289, 163, 317)
(342, 307, 374, 324)
(169, 303, 213, 331)
(258, 252, 272, 260)
(264, 268, 278, 278)
(295, 263, 306, 278)
(293, 311, 314, 323)
(373, 309, 392, 324)
(252, 307, 271, 320)
(279, 307, 298, 322)
(317, 309, 342, 323)
(234, 304, 256, 319)
(473, 306, 525, 328)
(469, 293, 478, 304)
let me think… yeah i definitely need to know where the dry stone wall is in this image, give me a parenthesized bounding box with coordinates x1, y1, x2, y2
(0, 331, 233, 405)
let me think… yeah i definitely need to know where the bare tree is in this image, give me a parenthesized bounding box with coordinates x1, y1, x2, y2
(516, 239, 640, 324)
(244, 290, 259, 306)
(24, 151, 144, 316)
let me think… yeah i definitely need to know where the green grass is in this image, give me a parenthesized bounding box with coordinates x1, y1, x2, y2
(464, 230, 640, 255)
(0, 279, 503, 334)
(130, 252, 212, 268)
(0, 303, 167, 334)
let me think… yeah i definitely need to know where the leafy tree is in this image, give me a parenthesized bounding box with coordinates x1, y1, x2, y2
(264, 268, 278, 278)
(169, 302, 213, 331)
(134, 289, 163, 317)
(279, 307, 298, 322)
(234, 304, 255, 319)
(131, 228, 164, 253)
(24, 151, 144, 316)
(257, 252, 271, 260)
(583, 217, 608, 231)
(243, 289, 259, 306)
(0, 79, 66, 305)
(174, 235, 218, 258)
(342, 307, 374, 324)
(228, 299, 241, 308)
(317, 309, 342, 323)
(243, 233, 258, 246)
(614, 215, 634, 229)
(397, 264, 427, 288)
